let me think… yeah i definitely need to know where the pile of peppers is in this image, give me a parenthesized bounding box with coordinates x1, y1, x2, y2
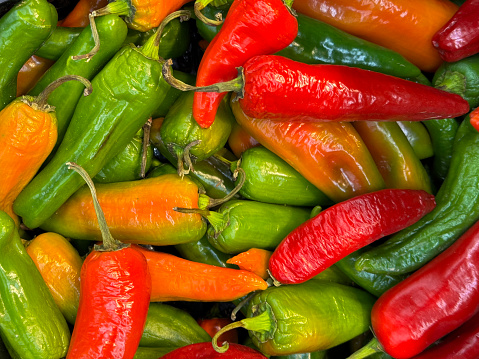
(1, 0, 479, 357)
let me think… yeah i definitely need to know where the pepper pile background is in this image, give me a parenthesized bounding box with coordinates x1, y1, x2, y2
(0, 0, 478, 358)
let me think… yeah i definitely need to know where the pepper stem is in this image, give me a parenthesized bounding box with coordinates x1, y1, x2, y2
(142, 10, 191, 60)
(66, 162, 129, 252)
(346, 338, 384, 359)
(194, 0, 223, 26)
(434, 70, 466, 98)
(33, 75, 92, 110)
(71, 13, 100, 61)
(206, 167, 245, 208)
(141, 118, 152, 178)
(162, 59, 245, 96)
(212, 310, 274, 353)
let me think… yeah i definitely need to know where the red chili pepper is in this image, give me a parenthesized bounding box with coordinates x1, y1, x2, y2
(432, 0, 479, 62)
(351, 214, 479, 359)
(192, 0, 298, 128)
(160, 342, 268, 358)
(173, 55, 469, 123)
(468, 106, 479, 132)
(65, 163, 151, 359)
(410, 311, 479, 359)
(268, 189, 436, 285)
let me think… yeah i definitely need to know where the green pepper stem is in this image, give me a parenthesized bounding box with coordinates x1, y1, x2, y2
(212, 310, 274, 353)
(206, 167, 245, 208)
(162, 59, 245, 95)
(346, 338, 384, 359)
(66, 162, 129, 252)
(34, 75, 92, 109)
(141, 118, 152, 178)
(194, 0, 223, 26)
(71, 13, 101, 61)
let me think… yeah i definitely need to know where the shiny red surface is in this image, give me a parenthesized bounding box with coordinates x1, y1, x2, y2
(371, 217, 479, 358)
(160, 342, 268, 358)
(193, 0, 298, 128)
(268, 189, 436, 284)
(239, 55, 470, 121)
(432, 0, 479, 62)
(66, 247, 151, 359)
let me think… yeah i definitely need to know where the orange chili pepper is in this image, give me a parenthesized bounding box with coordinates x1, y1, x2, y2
(292, 0, 458, 72)
(227, 248, 272, 280)
(60, 0, 109, 27)
(228, 121, 260, 158)
(16, 55, 55, 97)
(134, 245, 268, 302)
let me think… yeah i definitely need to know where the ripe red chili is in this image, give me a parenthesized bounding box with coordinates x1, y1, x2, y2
(366, 215, 479, 358)
(268, 189, 436, 285)
(432, 0, 479, 62)
(65, 163, 151, 359)
(192, 0, 298, 128)
(160, 342, 268, 358)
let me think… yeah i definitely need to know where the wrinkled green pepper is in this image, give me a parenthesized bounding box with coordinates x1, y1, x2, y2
(0, 0, 57, 110)
(0, 211, 70, 359)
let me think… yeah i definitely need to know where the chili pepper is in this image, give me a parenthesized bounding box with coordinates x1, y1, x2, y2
(198, 318, 239, 345)
(161, 342, 268, 358)
(35, 26, 83, 60)
(25, 232, 82, 325)
(269, 189, 436, 285)
(0, 0, 58, 111)
(0, 75, 91, 227)
(60, 0, 108, 26)
(134, 347, 177, 359)
(140, 303, 212, 347)
(292, 0, 458, 72)
(213, 281, 376, 356)
(228, 120, 260, 158)
(232, 146, 332, 207)
(409, 311, 479, 359)
(28, 14, 128, 156)
(227, 248, 272, 280)
(0, 210, 70, 359)
(94, 128, 153, 183)
(350, 212, 479, 359)
(16, 55, 55, 97)
(353, 121, 433, 193)
(192, 0, 298, 128)
(356, 111, 479, 275)
(175, 234, 237, 269)
(433, 53, 479, 109)
(432, 0, 479, 62)
(396, 121, 434, 160)
(159, 91, 234, 177)
(66, 162, 151, 359)
(229, 96, 386, 203)
(147, 161, 178, 177)
(39, 174, 208, 246)
(134, 245, 268, 302)
(13, 13, 182, 230)
(170, 55, 470, 123)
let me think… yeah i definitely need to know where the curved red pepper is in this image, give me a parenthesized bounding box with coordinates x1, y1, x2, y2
(193, 0, 298, 128)
(235, 55, 469, 122)
(432, 0, 479, 62)
(160, 342, 268, 358)
(410, 311, 479, 359)
(369, 215, 479, 358)
(268, 189, 436, 284)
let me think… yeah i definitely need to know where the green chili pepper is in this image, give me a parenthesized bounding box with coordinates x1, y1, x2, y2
(13, 12, 181, 229)
(206, 199, 311, 254)
(140, 303, 211, 348)
(197, 8, 421, 79)
(133, 347, 177, 359)
(0, 0, 57, 111)
(232, 146, 333, 207)
(273, 351, 328, 359)
(355, 115, 479, 275)
(94, 128, 153, 183)
(433, 52, 479, 109)
(0, 210, 70, 359)
(147, 162, 178, 177)
(28, 14, 128, 155)
(35, 26, 83, 60)
(396, 121, 434, 160)
(213, 281, 375, 356)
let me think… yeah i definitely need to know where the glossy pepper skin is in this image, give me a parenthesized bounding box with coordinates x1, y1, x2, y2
(356, 115, 479, 275)
(292, 0, 458, 72)
(432, 0, 479, 62)
(363, 216, 479, 358)
(0, 0, 57, 111)
(0, 211, 70, 359)
(269, 189, 436, 285)
(193, 0, 298, 128)
(161, 342, 267, 358)
(230, 98, 386, 203)
(13, 35, 171, 229)
(35, 27, 83, 60)
(232, 55, 470, 122)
